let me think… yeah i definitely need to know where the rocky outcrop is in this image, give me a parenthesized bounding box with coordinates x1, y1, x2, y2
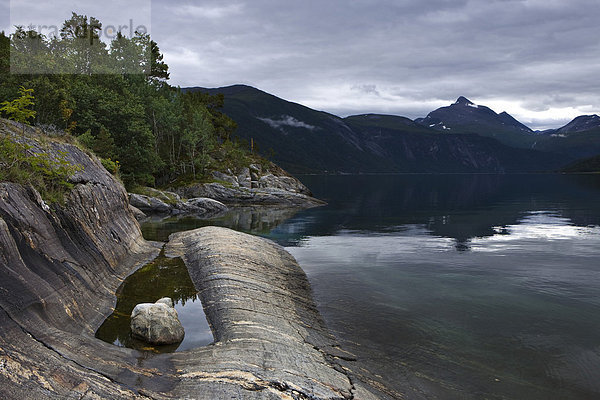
(174, 164, 326, 207)
(0, 126, 162, 399)
(0, 124, 388, 398)
(130, 297, 184, 344)
(166, 226, 384, 399)
(176, 182, 326, 207)
(129, 190, 228, 218)
(130, 192, 172, 214)
(129, 204, 147, 220)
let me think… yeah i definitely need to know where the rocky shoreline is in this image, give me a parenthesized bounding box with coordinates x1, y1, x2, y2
(126, 166, 325, 220)
(0, 130, 389, 398)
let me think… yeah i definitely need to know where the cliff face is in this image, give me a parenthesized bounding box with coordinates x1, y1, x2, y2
(0, 127, 162, 398)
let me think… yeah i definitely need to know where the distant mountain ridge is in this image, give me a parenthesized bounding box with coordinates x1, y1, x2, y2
(184, 85, 599, 173)
(554, 115, 600, 135)
(414, 96, 536, 149)
(416, 96, 532, 134)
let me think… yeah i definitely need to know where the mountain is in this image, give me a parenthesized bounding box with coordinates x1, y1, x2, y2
(415, 97, 600, 161)
(186, 85, 563, 174)
(528, 115, 600, 159)
(533, 126, 600, 160)
(550, 115, 600, 135)
(415, 96, 536, 148)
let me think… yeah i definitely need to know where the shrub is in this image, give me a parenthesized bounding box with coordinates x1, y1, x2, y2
(0, 135, 82, 204)
(101, 157, 120, 176)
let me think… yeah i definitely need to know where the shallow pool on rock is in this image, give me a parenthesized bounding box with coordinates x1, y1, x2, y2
(96, 250, 213, 353)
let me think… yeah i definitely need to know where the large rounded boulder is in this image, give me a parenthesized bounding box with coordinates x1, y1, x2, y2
(130, 297, 184, 344)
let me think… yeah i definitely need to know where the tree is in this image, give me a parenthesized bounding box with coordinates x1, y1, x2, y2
(0, 86, 36, 135)
(59, 13, 107, 74)
(181, 107, 215, 178)
(0, 31, 9, 75)
(0, 12, 251, 189)
(149, 39, 169, 80)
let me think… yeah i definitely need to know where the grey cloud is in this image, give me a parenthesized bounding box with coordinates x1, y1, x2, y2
(3, 0, 599, 130)
(149, 0, 600, 130)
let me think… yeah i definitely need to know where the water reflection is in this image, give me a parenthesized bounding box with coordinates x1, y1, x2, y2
(129, 173, 600, 398)
(142, 206, 303, 242)
(286, 210, 600, 399)
(267, 174, 600, 247)
(143, 175, 600, 249)
(96, 250, 213, 353)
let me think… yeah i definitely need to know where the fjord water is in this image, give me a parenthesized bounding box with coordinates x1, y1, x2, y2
(276, 174, 600, 399)
(140, 174, 600, 398)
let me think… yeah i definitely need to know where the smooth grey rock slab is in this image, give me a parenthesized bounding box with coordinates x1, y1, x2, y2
(183, 197, 228, 215)
(129, 193, 171, 213)
(165, 226, 383, 399)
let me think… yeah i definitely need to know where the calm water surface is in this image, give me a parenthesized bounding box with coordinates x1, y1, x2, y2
(109, 174, 600, 399)
(96, 250, 213, 352)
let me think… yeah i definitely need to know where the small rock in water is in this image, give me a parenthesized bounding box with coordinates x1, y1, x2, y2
(130, 297, 184, 345)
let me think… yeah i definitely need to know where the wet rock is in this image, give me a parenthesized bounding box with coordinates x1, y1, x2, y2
(131, 298, 184, 345)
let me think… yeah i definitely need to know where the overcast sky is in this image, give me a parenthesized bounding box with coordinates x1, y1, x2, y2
(2, 0, 600, 129)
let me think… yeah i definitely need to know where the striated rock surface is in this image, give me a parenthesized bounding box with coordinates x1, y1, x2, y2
(0, 125, 163, 399)
(131, 297, 184, 345)
(166, 226, 386, 399)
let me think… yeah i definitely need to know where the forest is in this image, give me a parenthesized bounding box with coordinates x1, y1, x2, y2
(0, 12, 255, 188)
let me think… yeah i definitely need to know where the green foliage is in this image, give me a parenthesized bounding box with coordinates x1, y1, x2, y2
(77, 129, 95, 149)
(100, 158, 120, 175)
(217, 139, 251, 171)
(0, 135, 82, 204)
(0, 14, 258, 190)
(0, 87, 37, 132)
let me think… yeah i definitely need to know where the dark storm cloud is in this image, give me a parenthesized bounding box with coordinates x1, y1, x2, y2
(2, 0, 599, 129)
